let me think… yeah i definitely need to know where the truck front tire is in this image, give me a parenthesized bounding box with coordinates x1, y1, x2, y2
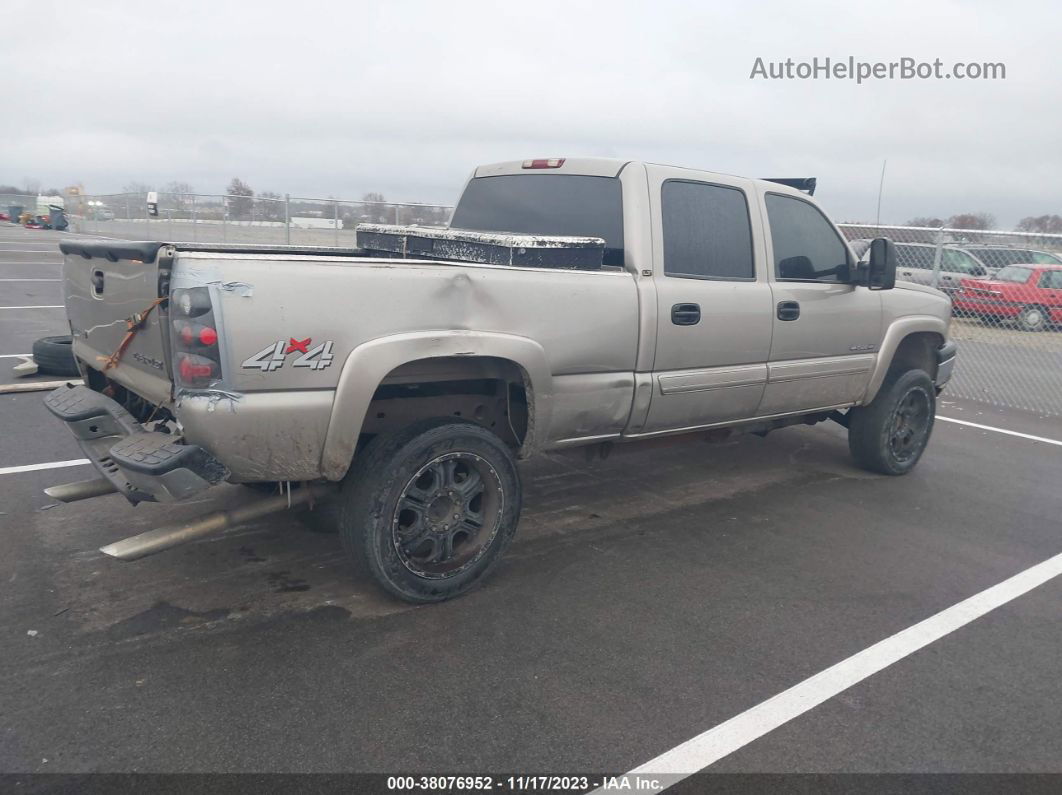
(848, 369, 935, 475)
(339, 418, 522, 603)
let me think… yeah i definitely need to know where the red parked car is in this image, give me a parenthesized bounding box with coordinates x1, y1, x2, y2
(952, 264, 1062, 331)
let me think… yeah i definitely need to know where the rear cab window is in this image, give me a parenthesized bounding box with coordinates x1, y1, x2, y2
(450, 174, 624, 266)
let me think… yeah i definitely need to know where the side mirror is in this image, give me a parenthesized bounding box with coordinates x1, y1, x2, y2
(866, 238, 896, 290)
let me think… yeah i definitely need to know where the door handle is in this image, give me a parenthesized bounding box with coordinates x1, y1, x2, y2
(671, 303, 700, 326)
(777, 300, 800, 321)
(91, 269, 105, 295)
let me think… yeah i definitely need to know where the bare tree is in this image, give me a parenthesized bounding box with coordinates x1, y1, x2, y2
(121, 181, 153, 196)
(1016, 214, 1062, 234)
(258, 190, 283, 221)
(906, 216, 945, 228)
(162, 181, 195, 210)
(362, 192, 390, 223)
(947, 212, 996, 231)
(22, 178, 41, 195)
(226, 177, 254, 219)
(413, 204, 448, 225)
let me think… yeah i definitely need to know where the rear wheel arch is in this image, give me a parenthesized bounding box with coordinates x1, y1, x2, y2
(320, 332, 552, 481)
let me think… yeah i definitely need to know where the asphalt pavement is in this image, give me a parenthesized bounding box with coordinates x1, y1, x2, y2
(0, 225, 1060, 780)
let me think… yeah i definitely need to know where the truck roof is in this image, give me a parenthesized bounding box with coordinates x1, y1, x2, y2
(474, 158, 631, 178)
(472, 158, 814, 197)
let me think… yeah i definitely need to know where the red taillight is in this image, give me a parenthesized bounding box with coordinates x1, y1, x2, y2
(522, 158, 565, 169)
(171, 287, 223, 387)
(177, 323, 218, 348)
(178, 353, 218, 385)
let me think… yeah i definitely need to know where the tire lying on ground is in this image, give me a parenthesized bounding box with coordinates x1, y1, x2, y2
(32, 335, 80, 377)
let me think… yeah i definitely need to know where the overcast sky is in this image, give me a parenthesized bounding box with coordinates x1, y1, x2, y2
(2, 0, 1058, 226)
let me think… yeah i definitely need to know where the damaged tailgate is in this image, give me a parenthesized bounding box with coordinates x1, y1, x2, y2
(59, 240, 173, 405)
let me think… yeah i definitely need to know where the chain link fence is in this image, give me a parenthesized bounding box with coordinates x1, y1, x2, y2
(839, 223, 1062, 417)
(1, 193, 42, 219)
(19, 192, 1061, 418)
(67, 191, 454, 247)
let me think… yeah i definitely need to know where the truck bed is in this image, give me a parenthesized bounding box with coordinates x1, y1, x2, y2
(60, 222, 609, 271)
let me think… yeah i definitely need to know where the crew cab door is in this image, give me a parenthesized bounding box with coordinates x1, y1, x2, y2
(758, 189, 882, 415)
(640, 168, 773, 434)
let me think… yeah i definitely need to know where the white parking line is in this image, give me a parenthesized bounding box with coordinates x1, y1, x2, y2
(936, 416, 1062, 447)
(613, 550, 1062, 788)
(0, 278, 61, 282)
(0, 459, 90, 476)
(0, 353, 31, 358)
(0, 262, 63, 265)
(0, 305, 64, 309)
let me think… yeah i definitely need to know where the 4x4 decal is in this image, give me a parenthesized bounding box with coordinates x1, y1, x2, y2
(242, 338, 335, 371)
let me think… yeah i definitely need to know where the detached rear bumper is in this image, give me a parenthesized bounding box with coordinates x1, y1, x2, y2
(936, 340, 957, 389)
(44, 384, 228, 504)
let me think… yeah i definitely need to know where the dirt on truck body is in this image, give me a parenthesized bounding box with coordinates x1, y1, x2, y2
(46, 157, 955, 602)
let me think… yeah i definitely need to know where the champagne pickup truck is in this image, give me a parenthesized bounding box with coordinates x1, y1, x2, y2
(46, 157, 956, 602)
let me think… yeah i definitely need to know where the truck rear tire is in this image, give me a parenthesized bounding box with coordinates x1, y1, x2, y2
(339, 418, 522, 603)
(848, 369, 935, 476)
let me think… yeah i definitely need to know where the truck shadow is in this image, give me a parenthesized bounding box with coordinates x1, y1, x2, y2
(33, 424, 857, 641)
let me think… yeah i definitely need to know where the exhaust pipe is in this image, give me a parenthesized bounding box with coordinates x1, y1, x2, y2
(45, 478, 118, 503)
(100, 484, 329, 561)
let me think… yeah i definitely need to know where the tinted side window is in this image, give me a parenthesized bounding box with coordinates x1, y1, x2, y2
(995, 266, 1033, 283)
(662, 181, 754, 280)
(1032, 251, 1062, 265)
(944, 249, 985, 275)
(896, 245, 934, 269)
(967, 248, 1020, 269)
(765, 194, 849, 282)
(1038, 270, 1062, 288)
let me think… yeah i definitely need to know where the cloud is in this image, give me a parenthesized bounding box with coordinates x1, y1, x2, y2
(1, 0, 1057, 226)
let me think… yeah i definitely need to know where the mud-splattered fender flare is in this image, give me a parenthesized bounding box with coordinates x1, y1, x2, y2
(862, 315, 949, 404)
(319, 330, 552, 481)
